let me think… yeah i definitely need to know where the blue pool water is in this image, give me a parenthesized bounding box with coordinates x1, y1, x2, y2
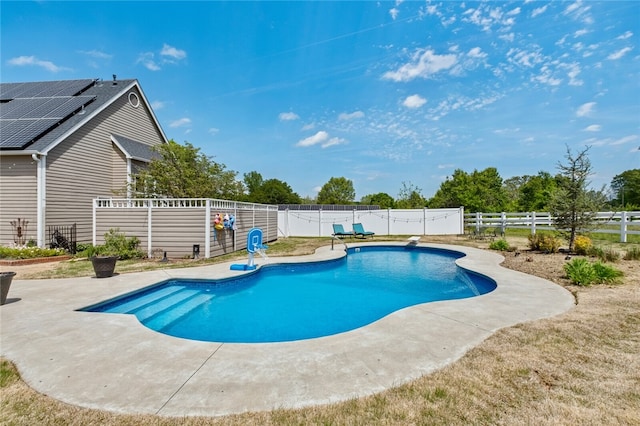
(81, 246, 496, 343)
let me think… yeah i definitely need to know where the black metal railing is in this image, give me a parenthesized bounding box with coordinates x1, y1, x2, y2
(48, 223, 77, 254)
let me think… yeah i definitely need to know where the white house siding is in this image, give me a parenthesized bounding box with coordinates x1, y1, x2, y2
(45, 87, 164, 243)
(0, 156, 38, 246)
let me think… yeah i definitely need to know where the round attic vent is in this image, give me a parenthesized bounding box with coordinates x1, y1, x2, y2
(128, 92, 140, 108)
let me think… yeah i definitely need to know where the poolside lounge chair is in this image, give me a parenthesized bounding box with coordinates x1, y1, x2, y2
(353, 223, 375, 239)
(332, 224, 354, 239)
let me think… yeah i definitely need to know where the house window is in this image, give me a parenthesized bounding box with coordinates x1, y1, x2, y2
(128, 92, 140, 108)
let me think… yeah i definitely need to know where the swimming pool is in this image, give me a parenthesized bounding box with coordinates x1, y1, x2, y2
(81, 246, 496, 343)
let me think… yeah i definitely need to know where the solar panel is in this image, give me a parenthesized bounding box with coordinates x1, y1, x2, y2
(0, 98, 52, 119)
(0, 79, 94, 100)
(44, 96, 94, 119)
(0, 118, 59, 148)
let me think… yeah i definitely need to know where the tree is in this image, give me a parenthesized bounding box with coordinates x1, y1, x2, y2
(243, 171, 264, 197)
(396, 182, 426, 208)
(516, 171, 559, 211)
(251, 179, 301, 204)
(428, 168, 508, 212)
(360, 192, 396, 209)
(316, 177, 355, 204)
(548, 146, 606, 251)
(132, 140, 243, 199)
(611, 169, 640, 208)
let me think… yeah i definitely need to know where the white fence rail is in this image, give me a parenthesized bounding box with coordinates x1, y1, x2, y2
(464, 211, 640, 243)
(278, 207, 464, 237)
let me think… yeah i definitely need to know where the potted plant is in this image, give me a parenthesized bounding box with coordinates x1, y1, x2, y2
(1, 271, 17, 305)
(88, 245, 118, 278)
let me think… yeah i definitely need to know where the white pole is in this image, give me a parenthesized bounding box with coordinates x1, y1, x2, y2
(147, 201, 152, 258)
(205, 199, 211, 258)
(620, 211, 628, 243)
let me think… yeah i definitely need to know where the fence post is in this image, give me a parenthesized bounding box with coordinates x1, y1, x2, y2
(501, 211, 507, 236)
(531, 211, 536, 235)
(205, 199, 211, 258)
(319, 209, 322, 237)
(621, 211, 628, 243)
(147, 201, 153, 258)
(92, 199, 97, 247)
(475, 212, 481, 233)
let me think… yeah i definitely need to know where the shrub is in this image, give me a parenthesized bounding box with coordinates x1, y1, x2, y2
(528, 232, 561, 253)
(564, 258, 596, 286)
(623, 246, 640, 261)
(564, 258, 624, 286)
(592, 261, 624, 284)
(94, 228, 144, 260)
(573, 235, 593, 255)
(0, 246, 66, 259)
(489, 239, 511, 251)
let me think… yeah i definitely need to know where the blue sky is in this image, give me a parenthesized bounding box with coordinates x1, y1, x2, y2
(2, 1, 639, 201)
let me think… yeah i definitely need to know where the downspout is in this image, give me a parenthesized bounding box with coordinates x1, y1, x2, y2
(31, 153, 46, 248)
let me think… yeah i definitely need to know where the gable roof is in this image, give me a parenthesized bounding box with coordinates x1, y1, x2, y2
(0, 78, 167, 153)
(111, 134, 160, 162)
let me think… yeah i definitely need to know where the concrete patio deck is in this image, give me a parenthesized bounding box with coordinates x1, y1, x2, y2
(0, 243, 574, 417)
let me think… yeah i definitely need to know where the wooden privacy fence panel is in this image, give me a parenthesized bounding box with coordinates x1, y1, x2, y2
(464, 211, 640, 243)
(93, 198, 278, 259)
(278, 207, 464, 237)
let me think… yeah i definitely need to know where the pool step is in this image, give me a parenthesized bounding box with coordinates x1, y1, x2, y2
(145, 293, 215, 332)
(102, 285, 187, 314)
(133, 289, 203, 322)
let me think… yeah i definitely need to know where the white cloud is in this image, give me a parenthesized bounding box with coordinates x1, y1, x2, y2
(137, 52, 160, 71)
(160, 43, 187, 60)
(338, 111, 364, 120)
(169, 117, 191, 128)
(321, 137, 347, 148)
(584, 124, 601, 132)
(617, 31, 633, 40)
(576, 102, 596, 117)
(301, 123, 315, 131)
(389, 8, 399, 20)
(150, 100, 165, 110)
(467, 47, 487, 59)
(607, 47, 632, 60)
(208, 127, 219, 135)
(279, 112, 300, 121)
(611, 135, 638, 146)
(574, 29, 588, 37)
(78, 49, 112, 60)
(531, 5, 547, 17)
(7, 55, 69, 72)
(296, 131, 329, 147)
(383, 48, 457, 82)
(403, 94, 427, 108)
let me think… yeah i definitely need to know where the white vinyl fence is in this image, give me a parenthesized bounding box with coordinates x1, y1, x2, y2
(93, 198, 278, 259)
(464, 211, 640, 243)
(278, 207, 464, 237)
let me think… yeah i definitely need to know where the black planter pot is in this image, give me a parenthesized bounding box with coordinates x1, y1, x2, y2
(90, 256, 118, 278)
(1, 271, 17, 305)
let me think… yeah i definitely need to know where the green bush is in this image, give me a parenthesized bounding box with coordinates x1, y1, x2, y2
(623, 246, 640, 261)
(592, 261, 624, 284)
(564, 258, 624, 286)
(0, 246, 66, 259)
(528, 232, 561, 253)
(94, 228, 144, 260)
(489, 239, 511, 251)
